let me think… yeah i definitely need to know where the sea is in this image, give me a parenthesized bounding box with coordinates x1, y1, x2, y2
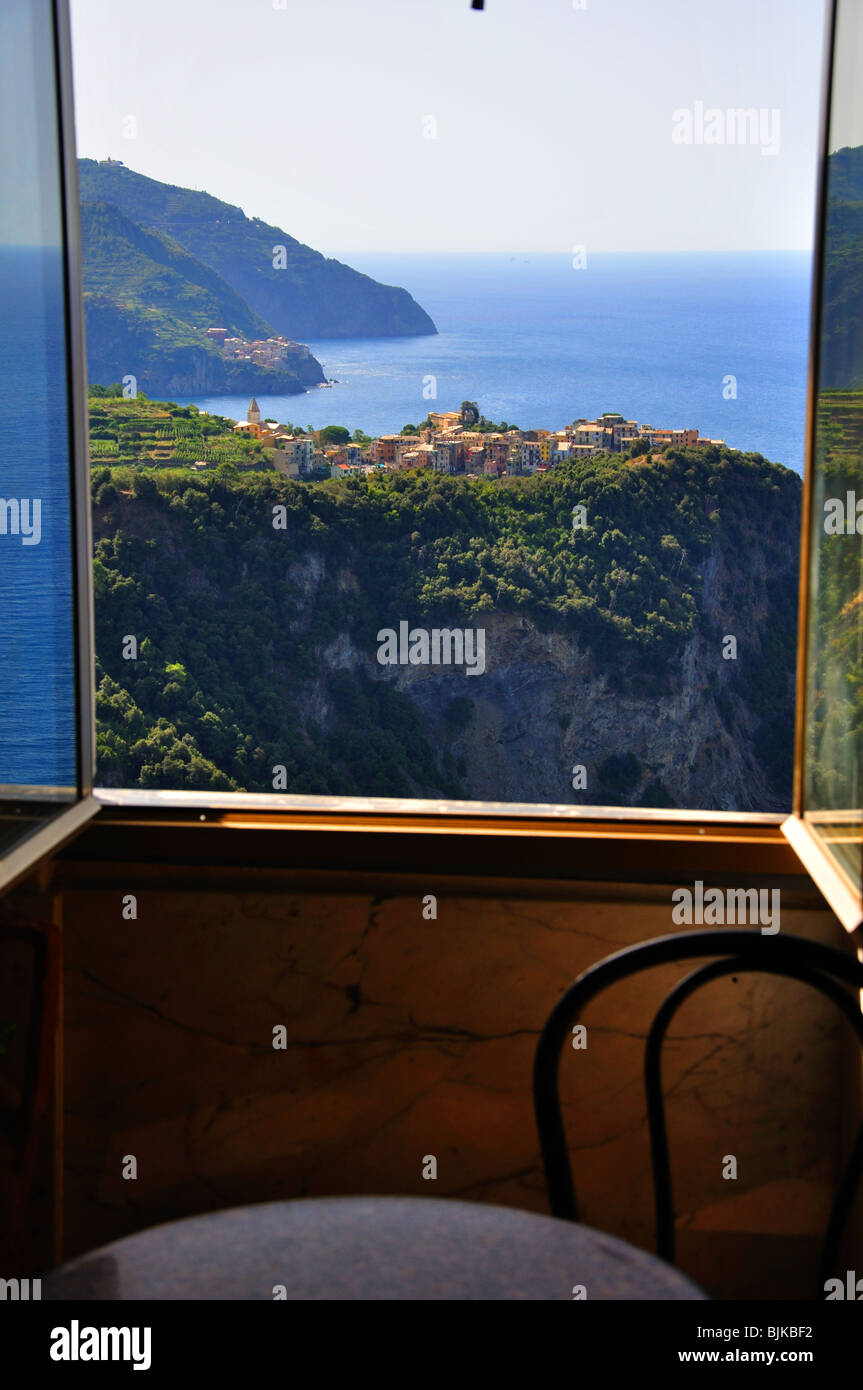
(0, 246, 77, 792)
(174, 251, 814, 474)
(0, 248, 813, 794)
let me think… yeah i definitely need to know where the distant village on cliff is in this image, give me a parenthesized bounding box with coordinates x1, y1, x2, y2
(230, 398, 727, 481)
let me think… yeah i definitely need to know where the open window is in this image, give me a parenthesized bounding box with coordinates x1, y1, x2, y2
(782, 0, 863, 934)
(0, 0, 859, 940)
(64, 0, 823, 826)
(0, 0, 97, 893)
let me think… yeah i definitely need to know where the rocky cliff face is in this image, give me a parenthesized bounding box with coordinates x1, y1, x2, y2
(80, 195, 329, 397)
(92, 449, 799, 811)
(83, 296, 325, 397)
(362, 618, 771, 809)
(159, 347, 325, 397)
(283, 531, 795, 813)
(90, 341, 325, 398)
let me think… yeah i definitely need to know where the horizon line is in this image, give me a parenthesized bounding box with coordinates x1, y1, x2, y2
(332, 247, 812, 257)
(75, 155, 812, 259)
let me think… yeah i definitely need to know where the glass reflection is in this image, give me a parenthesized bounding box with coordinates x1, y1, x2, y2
(803, 0, 863, 890)
(0, 0, 77, 802)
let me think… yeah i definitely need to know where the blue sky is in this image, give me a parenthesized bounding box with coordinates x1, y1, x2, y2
(70, 0, 829, 254)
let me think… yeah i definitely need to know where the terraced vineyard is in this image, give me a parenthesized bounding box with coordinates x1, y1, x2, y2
(816, 389, 863, 456)
(88, 391, 263, 469)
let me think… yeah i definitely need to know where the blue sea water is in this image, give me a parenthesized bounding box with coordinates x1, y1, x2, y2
(175, 251, 813, 475)
(0, 249, 811, 793)
(0, 246, 77, 791)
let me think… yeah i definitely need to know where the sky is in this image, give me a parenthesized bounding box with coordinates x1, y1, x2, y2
(68, 0, 831, 255)
(830, 0, 863, 153)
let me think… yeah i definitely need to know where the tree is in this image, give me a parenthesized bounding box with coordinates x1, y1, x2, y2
(90, 443, 799, 804)
(131, 472, 159, 501)
(319, 425, 351, 445)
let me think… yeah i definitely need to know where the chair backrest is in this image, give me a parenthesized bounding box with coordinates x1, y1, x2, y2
(533, 929, 863, 1300)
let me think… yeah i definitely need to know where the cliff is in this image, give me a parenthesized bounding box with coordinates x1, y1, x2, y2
(817, 144, 863, 388)
(80, 200, 325, 396)
(78, 159, 438, 341)
(90, 447, 800, 811)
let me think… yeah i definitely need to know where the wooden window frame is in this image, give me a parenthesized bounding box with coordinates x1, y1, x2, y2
(0, 0, 99, 898)
(780, 0, 863, 935)
(4, 0, 857, 930)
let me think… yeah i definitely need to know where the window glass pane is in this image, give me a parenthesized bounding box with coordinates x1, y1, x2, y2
(69, 0, 823, 814)
(803, 0, 863, 890)
(0, 0, 78, 844)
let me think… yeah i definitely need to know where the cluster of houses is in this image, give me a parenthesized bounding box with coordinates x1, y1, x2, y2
(227, 401, 724, 481)
(206, 328, 313, 367)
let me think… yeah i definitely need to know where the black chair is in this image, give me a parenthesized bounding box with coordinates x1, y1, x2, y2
(533, 929, 863, 1300)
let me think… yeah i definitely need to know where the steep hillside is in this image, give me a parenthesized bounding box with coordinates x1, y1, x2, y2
(80, 200, 325, 396)
(78, 159, 437, 341)
(808, 389, 863, 813)
(821, 144, 863, 203)
(82, 200, 272, 338)
(819, 144, 863, 387)
(90, 446, 800, 810)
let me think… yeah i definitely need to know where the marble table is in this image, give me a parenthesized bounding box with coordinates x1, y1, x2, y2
(45, 1196, 708, 1300)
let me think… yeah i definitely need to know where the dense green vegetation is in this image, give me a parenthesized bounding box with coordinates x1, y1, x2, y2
(805, 389, 863, 815)
(803, 144, 863, 835)
(87, 393, 268, 469)
(78, 158, 437, 342)
(80, 198, 325, 397)
(91, 444, 800, 802)
(82, 200, 272, 339)
(820, 145, 863, 388)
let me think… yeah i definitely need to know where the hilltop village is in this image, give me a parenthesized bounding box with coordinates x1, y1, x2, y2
(239, 400, 726, 480)
(87, 392, 726, 477)
(204, 328, 317, 371)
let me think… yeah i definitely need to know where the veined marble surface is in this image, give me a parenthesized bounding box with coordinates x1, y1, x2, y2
(62, 887, 853, 1297)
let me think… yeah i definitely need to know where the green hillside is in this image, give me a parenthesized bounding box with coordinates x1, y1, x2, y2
(87, 391, 275, 468)
(79, 199, 325, 396)
(82, 200, 273, 338)
(808, 389, 863, 813)
(78, 159, 437, 341)
(821, 145, 863, 388)
(822, 144, 863, 203)
(90, 445, 800, 806)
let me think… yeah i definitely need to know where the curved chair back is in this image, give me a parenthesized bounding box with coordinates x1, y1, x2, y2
(533, 929, 863, 1299)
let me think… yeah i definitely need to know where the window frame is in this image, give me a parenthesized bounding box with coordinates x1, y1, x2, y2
(62, 799, 805, 892)
(85, 0, 846, 911)
(0, 0, 98, 896)
(6, 0, 856, 925)
(780, 0, 863, 935)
